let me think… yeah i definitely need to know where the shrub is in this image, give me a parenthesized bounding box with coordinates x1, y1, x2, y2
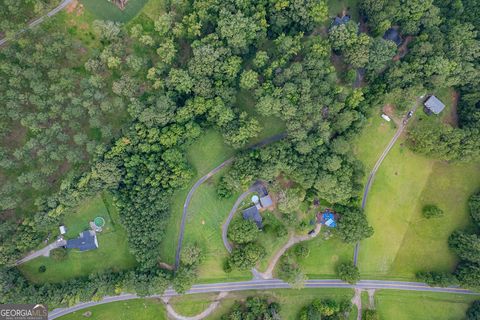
(422, 204, 444, 219)
(416, 271, 458, 287)
(228, 219, 259, 244)
(294, 244, 310, 258)
(38, 265, 46, 273)
(364, 309, 379, 320)
(275, 224, 288, 237)
(337, 262, 360, 284)
(50, 248, 67, 261)
(466, 300, 480, 320)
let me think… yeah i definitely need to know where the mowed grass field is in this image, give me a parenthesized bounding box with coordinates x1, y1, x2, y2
(19, 193, 137, 283)
(169, 288, 355, 319)
(158, 130, 235, 263)
(80, 0, 149, 22)
(292, 233, 355, 278)
(355, 103, 480, 279)
(58, 298, 167, 320)
(375, 290, 478, 320)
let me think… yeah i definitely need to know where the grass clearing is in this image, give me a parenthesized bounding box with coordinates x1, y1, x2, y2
(169, 293, 218, 317)
(183, 174, 249, 281)
(328, 0, 360, 21)
(236, 90, 286, 144)
(375, 290, 477, 320)
(58, 298, 167, 320)
(80, 0, 149, 22)
(159, 129, 235, 264)
(355, 106, 480, 279)
(256, 212, 290, 271)
(19, 193, 137, 283)
(293, 233, 355, 278)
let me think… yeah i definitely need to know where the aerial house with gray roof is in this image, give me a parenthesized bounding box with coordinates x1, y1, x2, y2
(424, 95, 446, 115)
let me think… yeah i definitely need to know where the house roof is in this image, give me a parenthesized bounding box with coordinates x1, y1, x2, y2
(242, 206, 263, 228)
(383, 28, 402, 46)
(66, 230, 98, 251)
(424, 95, 446, 114)
(260, 195, 273, 208)
(332, 15, 351, 27)
(319, 209, 337, 228)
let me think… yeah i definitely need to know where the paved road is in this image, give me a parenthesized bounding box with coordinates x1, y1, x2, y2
(175, 133, 287, 269)
(48, 279, 478, 319)
(0, 0, 73, 46)
(353, 98, 422, 265)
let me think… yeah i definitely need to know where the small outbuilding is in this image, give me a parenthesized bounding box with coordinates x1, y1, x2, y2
(424, 95, 446, 115)
(66, 230, 99, 251)
(383, 27, 402, 46)
(317, 209, 337, 228)
(260, 195, 273, 208)
(59, 225, 66, 235)
(242, 206, 263, 229)
(331, 15, 351, 27)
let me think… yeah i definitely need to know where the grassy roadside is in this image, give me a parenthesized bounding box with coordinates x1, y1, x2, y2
(58, 298, 167, 320)
(375, 290, 477, 319)
(170, 288, 355, 319)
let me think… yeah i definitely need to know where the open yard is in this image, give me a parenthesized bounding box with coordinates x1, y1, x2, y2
(80, 0, 150, 22)
(291, 233, 355, 278)
(374, 290, 477, 320)
(354, 104, 480, 279)
(158, 130, 236, 268)
(19, 193, 137, 283)
(169, 288, 355, 319)
(58, 298, 167, 320)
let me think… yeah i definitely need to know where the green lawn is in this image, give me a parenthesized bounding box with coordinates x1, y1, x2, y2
(236, 90, 286, 145)
(375, 290, 477, 320)
(170, 288, 354, 320)
(355, 106, 480, 279)
(328, 0, 360, 21)
(182, 174, 249, 282)
(19, 193, 137, 283)
(292, 232, 355, 278)
(80, 0, 150, 22)
(159, 130, 235, 265)
(256, 212, 290, 272)
(169, 293, 218, 317)
(58, 298, 167, 320)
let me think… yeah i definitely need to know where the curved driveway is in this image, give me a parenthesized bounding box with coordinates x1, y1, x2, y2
(0, 0, 73, 46)
(175, 133, 287, 268)
(48, 279, 478, 319)
(221, 186, 256, 253)
(353, 98, 422, 265)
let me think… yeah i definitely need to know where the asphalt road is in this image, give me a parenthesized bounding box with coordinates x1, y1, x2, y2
(353, 98, 422, 265)
(175, 133, 287, 268)
(0, 0, 73, 46)
(48, 279, 478, 319)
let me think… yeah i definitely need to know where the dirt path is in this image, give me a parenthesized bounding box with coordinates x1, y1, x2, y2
(164, 292, 228, 320)
(367, 289, 376, 309)
(255, 224, 322, 279)
(351, 288, 362, 320)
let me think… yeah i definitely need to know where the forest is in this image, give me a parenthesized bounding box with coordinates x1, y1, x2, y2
(0, 0, 479, 308)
